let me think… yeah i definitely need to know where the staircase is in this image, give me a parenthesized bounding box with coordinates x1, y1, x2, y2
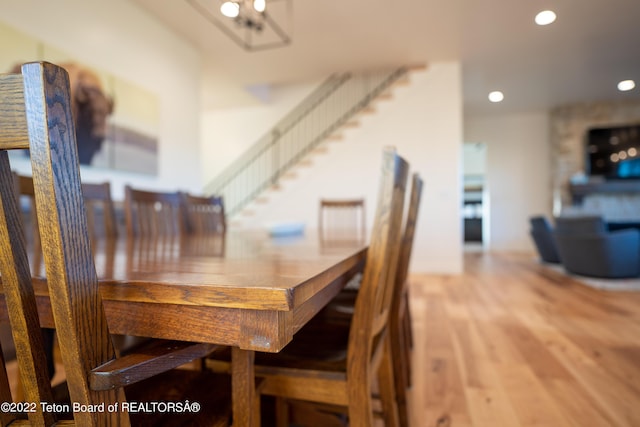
(204, 67, 413, 218)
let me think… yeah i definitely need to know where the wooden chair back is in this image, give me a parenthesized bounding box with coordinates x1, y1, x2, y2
(318, 198, 366, 243)
(346, 148, 408, 424)
(389, 173, 423, 426)
(82, 181, 118, 239)
(124, 185, 184, 237)
(13, 176, 117, 243)
(182, 193, 226, 234)
(0, 62, 126, 425)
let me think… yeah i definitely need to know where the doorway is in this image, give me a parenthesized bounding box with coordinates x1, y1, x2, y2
(463, 142, 489, 251)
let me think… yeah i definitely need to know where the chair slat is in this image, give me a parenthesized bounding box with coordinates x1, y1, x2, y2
(0, 151, 55, 425)
(23, 61, 127, 426)
(0, 74, 29, 150)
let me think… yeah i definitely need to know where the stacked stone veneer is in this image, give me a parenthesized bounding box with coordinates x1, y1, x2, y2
(551, 100, 640, 220)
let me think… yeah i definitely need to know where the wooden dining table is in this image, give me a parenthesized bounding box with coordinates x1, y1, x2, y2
(0, 231, 367, 427)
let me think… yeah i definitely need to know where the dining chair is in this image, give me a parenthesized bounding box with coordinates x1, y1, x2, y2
(124, 185, 184, 236)
(182, 192, 226, 234)
(13, 175, 118, 245)
(209, 148, 408, 427)
(318, 198, 366, 244)
(9, 177, 121, 384)
(0, 62, 233, 426)
(15, 176, 134, 360)
(388, 173, 423, 426)
(81, 181, 119, 240)
(304, 173, 422, 427)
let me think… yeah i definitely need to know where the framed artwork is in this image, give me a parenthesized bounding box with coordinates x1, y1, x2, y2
(1, 21, 159, 175)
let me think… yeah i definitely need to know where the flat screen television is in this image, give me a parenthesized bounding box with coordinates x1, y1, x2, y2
(587, 124, 640, 179)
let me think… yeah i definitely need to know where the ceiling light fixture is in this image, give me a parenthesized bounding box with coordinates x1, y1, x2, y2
(535, 10, 557, 26)
(618, 79, 636, 92)
(253, 0, 266, 13)
(220, 1, 240, 17)
(187, 0, 292, 51)
(488, 91, 504, 103)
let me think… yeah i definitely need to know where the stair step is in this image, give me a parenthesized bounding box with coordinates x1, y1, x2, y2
(392, 75, 411, 87)
(241, 209, 255, 217)
(358, 106, 376, 115)
(298, 159, 314, 167)
(282, 171, 297, 180)
(326, 134, 344, 142)
(376, 91, 393, 101)
(407, 63, 428, 71)
(254, 196, 269, 204)
(312, 145, 329, 154)
(343, 120, 359, 128)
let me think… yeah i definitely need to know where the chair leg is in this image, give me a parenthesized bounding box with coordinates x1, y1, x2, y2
(402, 312, 413, 388)
(253, 387, 262, 427)
(404, 291, 414, 349)
(275, 397, 289, 427)
(391, 319, 410, 427)
(377, 333, 401, 427)
(42, 328, 56, 380)
(401, 291, 414, 388)
(347, 365, 375, 427)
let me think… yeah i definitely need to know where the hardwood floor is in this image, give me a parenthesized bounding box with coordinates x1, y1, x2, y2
(408, 252, 640, 427)
(4, 251, 639, 426)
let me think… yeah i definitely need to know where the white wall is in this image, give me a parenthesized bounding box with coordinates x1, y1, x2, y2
(465, 112, 552, 252)
(1, 0, 202, 200)
(224, 64, 464, 274)
(201, 82, 322, 186)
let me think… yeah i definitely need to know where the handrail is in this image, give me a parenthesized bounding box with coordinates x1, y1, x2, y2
(205, 67, 409, 216)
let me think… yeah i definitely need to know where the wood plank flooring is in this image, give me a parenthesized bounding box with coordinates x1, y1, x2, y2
(4, 251, 639, 426)
(408, 252, 640, 427)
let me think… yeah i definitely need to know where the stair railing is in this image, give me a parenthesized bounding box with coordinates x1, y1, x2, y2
(205, 67, 409, 216)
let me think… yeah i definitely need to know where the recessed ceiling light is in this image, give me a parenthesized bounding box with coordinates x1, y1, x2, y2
(535, 10, 557, 26)
(488, 91, 504, 103)
(618, 80, 636, 92)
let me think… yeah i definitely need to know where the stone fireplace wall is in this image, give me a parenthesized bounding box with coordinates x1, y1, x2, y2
(550, 100, 640, 218)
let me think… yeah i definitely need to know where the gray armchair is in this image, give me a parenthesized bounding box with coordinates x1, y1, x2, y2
(529, 216, 561, 263)
(553, 216, 640, 278)
(555, 215, 606, 234)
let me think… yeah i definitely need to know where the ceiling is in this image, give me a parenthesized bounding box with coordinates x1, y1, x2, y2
(132, 0, 640, 116)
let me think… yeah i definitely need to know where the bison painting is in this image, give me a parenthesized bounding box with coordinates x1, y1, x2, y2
(11, 62, 114, 165)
